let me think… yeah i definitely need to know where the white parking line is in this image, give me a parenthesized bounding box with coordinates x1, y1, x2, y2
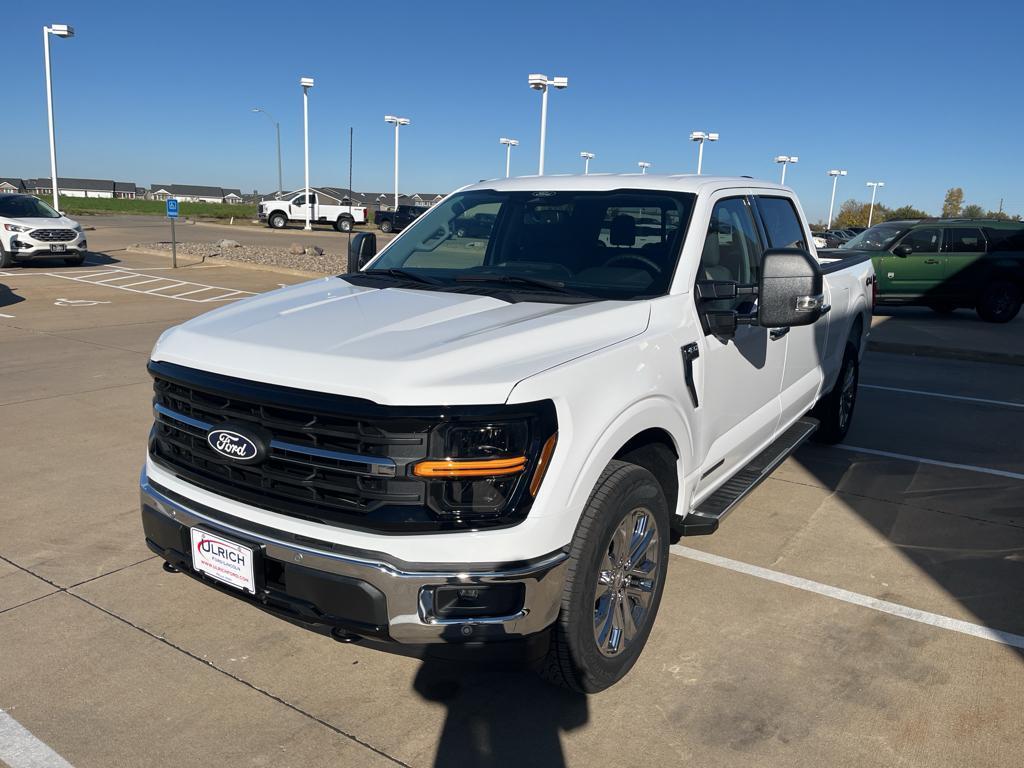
(860, 383, 1024, 410)
(0, 313, 15, 318)
(671, 545, 1024, 651)
(0, 709, 75, 768)
(834, 444, 1024, 482)
(51, 269, 256, 303)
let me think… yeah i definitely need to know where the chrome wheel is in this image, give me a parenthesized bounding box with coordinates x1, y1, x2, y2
(838, 360, 856, 431)
(593, 506, 660, 657)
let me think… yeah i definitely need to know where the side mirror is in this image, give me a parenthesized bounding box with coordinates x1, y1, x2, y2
(893, 244, 912, 257)
(348, 232, 377, 272)
(758, 248, 824, 328)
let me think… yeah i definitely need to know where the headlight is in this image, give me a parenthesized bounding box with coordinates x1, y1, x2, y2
(412, 404, 557, 524)
(73, 224, 83, 233)
(3, 223, 31, 233)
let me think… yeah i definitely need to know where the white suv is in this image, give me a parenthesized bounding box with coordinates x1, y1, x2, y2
(0, 195, 88, 267)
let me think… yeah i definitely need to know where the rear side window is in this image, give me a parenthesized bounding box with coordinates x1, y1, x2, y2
(945, 228, 985, 253)
(983, 227, 1024, 252)
(756, 196, 807, 250)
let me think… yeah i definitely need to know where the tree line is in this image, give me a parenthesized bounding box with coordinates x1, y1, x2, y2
(822, 187, 1020, 229)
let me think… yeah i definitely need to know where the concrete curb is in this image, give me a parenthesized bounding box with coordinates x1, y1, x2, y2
(867, 340, 1024, 367)
(123, 247, 328, 279)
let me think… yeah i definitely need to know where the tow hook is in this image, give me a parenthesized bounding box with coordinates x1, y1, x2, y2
(330, 628, 362, 643)
(162, 561, 180, 574)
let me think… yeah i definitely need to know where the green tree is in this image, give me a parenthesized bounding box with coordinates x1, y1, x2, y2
(887, 204, 929, 220)
(942, 187, 964, 217)
(962, 203, 985, 218)
(985, 209, 1010, 220)
(833, 199, 891, 228)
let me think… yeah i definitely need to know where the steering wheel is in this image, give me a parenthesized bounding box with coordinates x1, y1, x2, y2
(603, 254, 663, 276)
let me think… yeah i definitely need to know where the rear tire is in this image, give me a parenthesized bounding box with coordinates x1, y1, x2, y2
(268, 212, 287, 230)
(379, 220, 393, 233)
(334, 216, 353, 233)
(812, 341, 859, 444)
(540, 460, 669, 693)
(976, 280, 1022, 323)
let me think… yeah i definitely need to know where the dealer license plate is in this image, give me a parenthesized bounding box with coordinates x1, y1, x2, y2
(50, 244, 66, 253)
(190, 528, 256, 594)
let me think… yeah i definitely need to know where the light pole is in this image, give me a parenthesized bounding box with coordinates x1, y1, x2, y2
(43, 23, 74, 212)
(384, 115, 410, 211)
(689, 131, 718, 175)
(638, 161, 651, 175)
(580, 151, 594, 175)
(826, 169, 847, 227)
(866, 181, 885, 227)
(300, 77, 314, 230)
(499, 137, 518, 178)
(252, 107, 283, 198)
(774, 155, 799, 185)
(528, 73, 568, 175)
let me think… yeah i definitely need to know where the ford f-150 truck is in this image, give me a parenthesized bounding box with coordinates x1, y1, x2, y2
(141, 175, 874, 692)
(259, 190, 368, 232)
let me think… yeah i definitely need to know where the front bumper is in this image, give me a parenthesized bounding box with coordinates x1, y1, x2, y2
(139, 470, 568, 644)
(7, 232, 86, 259)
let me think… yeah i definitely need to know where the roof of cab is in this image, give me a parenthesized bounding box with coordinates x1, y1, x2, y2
(459, 173, 790, 195)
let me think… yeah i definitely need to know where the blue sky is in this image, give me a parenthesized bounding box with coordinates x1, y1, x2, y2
(3, 0, 1021, 221)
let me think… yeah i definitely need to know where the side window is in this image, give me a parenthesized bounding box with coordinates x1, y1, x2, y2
(757, 196, 807, 250)
(292, 195, 307, 207)
(700, 197, 763, 310)
(945, 228, 985, 253)
(898, 228, 940, 254)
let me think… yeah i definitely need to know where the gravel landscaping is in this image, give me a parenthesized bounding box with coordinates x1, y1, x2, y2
(135, 240, 348, 275)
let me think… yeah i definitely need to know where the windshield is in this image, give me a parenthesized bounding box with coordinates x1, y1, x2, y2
(841, 224, 906, 251)
(363, 189, 695, 301)
(0, 196, 61, 219)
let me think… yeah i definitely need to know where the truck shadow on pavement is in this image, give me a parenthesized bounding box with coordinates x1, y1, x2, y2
(412, 654, 588, 768)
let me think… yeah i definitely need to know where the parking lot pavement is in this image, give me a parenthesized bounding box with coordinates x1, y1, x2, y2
(870, 305, 1024, 364)
(2, 251, 1023, 766)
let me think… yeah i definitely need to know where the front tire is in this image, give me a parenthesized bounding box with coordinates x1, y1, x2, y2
(268, 212, 287, 230)
(976, 280, 1022, 323)
(63, 253, 86, 267)
(0, 243, 14, 268)
(334, 216, 353, 233)
(812, 341, 859, 444)
(540, 460, 669, 693)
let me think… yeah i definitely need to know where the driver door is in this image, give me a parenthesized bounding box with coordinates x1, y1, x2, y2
(691, 193, 785, 495)
(878, 227, 944, 297)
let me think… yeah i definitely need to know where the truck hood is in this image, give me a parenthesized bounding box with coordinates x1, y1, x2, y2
(151, 277, 650, 405)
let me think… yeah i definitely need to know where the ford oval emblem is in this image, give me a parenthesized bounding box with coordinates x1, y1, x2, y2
(207, 428, 262, 462)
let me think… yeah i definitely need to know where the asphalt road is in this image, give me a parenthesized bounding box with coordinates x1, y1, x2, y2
(1, 222, 1022, 767)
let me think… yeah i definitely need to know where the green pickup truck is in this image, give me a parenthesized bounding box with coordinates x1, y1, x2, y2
(833, 219, 1024, 322)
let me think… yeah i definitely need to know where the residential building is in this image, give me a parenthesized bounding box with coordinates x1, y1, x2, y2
(0, 178, 26, 194)
(149, 184, 243, 204)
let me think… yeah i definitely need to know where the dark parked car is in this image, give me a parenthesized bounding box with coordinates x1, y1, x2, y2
(840, 218, 1024, 322)
(375, 205, 424, 233)
(453, 212, 496, 238)
(813, 230, 845, 248)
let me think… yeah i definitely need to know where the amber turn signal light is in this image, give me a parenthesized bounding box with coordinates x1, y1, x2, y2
(529, 433, 558, 496)
(413, 456, 527, 478)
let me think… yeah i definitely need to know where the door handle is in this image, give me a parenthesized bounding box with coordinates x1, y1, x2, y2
(924, 258, 940, 264)
(769, 327, 790, 340)
(681, 343, 700, 408)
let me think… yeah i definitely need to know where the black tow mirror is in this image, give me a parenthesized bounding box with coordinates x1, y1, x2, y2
(893, 244, 912, 257)
(348, 232, 377, 272)
(758, 248, 824, 328)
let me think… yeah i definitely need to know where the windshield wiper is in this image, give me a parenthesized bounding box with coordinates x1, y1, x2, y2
(454, 273, 587, 295)
(364, 268, 441, 285)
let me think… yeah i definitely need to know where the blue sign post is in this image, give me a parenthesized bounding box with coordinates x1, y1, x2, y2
(166, 198, 179, 268)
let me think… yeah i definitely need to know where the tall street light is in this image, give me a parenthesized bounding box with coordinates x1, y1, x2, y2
(774, 155, 798, 185)
(638, 161, 651, 175)
(827, 169, 847, 227)
(580, 151, 594, 175)
(866, 181, 885, 227)
(43, 23, 74, 212)
(499, 137, 518, 178)
(384, 115, 410, 211)
(689, 131, 718, 175)
(528, 73, 568, 175)
(300, 77, 314, 230)
(252, 107, 283, 199)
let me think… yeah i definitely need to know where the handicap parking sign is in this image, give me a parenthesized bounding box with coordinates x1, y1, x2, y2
(166, 198, 179, 218)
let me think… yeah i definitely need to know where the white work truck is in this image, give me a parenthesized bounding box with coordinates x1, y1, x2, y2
(141, 175, 874, 692)
(258, 190, 368, 232)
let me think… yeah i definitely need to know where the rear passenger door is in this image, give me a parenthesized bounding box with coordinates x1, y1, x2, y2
(943, 227, 987, 301)
(692, 193, 785, 494)
(753, 195, 827, 427)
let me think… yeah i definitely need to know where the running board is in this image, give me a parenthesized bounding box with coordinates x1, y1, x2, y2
(682, 417, 819, 536)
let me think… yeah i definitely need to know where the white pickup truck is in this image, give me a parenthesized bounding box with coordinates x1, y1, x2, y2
(258, 190, 368, 232)
(141, 175, 874, 692)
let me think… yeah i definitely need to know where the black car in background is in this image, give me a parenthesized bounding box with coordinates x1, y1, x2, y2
(375, 205, 424, 233)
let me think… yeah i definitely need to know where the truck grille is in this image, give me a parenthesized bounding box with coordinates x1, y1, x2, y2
(148, 362, 436, 531)
(31, 228, 76, 242)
